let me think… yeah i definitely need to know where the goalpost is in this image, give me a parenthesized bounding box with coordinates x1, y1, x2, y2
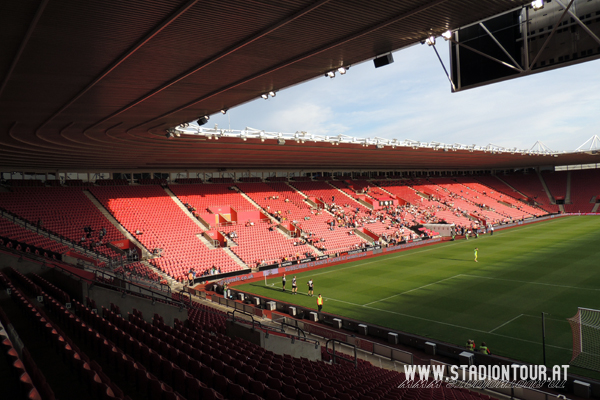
(264, 274, 274, 287)
(568, 307, 600, 371)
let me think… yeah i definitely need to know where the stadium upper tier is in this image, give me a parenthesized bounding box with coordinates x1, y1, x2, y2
(4, 169, 592, 282)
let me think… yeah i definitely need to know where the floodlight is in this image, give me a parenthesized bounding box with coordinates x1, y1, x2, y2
(269, 91, 276, 97)
(197, 115, 209, 126)
(326, 71, 335, 78)
(165, 131, 174, 139)
(261, 93, 268, 99)
(531, 0, 544, 10)
(221, 109, 227, 114)
(337, 67, 347, 75)
(426, 36, 436, 46)
(442, 31, 452, 41)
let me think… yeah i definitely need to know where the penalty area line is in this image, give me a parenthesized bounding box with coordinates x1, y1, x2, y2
(488, 314, 523, 333)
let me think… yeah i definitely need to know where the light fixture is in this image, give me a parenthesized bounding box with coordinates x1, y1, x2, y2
(261, 138, 265, 142)
(221, 109, 227, 114)
(442, 31, 452, 41)
(197, 115, 209, 126)
(242, 136, 247, 141)
(337, 67, 347, 75)
(165, 131, 174, 139)
(425, 36, 436, 46)
(326, 71, 335, 78)
(278, 139, 285, 145)
(269, 91, 276, 97)
(531, 0, 544, 11)
(261, 93, 268, 99)
(208, 135, 213, 140)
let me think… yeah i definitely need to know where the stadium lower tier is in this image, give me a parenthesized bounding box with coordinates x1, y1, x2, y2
(2, 170, 594, 281)
(0, 262, 498, 400)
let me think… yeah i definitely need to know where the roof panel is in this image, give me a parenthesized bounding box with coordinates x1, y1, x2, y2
(1, 0, 562, 172)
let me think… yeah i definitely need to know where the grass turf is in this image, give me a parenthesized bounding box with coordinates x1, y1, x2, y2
(236, 216, 600, 379)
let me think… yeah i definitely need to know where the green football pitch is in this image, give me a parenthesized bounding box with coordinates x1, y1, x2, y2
(236, 216, 600, 379)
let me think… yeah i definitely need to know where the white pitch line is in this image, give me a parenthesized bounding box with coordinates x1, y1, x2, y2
(488, 314, 523, 333)
(362, 274, 463, 306)
(320, 296, 571, 351)
(460, 274, 600, 291)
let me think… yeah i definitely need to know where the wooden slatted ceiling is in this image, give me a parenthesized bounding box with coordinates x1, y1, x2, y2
(1, 0, 574, 171)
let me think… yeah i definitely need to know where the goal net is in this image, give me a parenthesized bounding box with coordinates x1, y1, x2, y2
(568, 307, 600, 371)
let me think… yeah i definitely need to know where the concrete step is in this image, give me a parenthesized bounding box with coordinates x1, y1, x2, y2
(83, 190, 151, 258)
(223, 246, 249, 270)
(536, 170, 555, 205)
(326, 182, 371, 209)
(163, 187, 210, 230)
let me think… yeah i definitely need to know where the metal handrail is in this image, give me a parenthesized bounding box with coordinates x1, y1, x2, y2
(89, 269, 183, 308)
(94, 268, 170, 294)
(227, 310, 320, 348)
(280, 320, 306, 339)
(326, 338, 358, 369)
(228, 309, 261, 331)
(0, 208, 118, 264)
(178, 289, 192, 306)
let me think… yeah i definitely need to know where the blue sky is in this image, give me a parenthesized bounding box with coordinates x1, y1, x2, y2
(206, 42, 600, 152)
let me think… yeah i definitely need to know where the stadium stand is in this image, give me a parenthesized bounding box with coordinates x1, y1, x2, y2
(1, 261, 498, 400)
(565, 169, 600, 212)
(0, 187, 124, 259)
(541, 170, 568, 204)
(113, 261, 164, 284)
(288, 181, 370, 253)
(495, 172, 558, 213)
(429, 178, 534, 223)
(89, 185, 242, 281)
(0, 217, 72, 258)
(169, 183, 257, 214)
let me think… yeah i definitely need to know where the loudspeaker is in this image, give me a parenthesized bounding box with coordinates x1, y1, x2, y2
(197, 116, 209, 126)
(373, 53, 394, 68)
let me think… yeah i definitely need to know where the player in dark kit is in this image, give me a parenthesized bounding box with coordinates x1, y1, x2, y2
(307, 279, 314, 296)
(292, 276, 297, 294)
